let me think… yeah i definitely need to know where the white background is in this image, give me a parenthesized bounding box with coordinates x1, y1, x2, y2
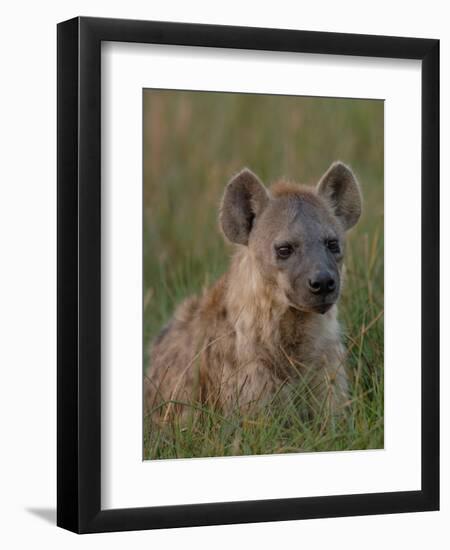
(102, 44, 421, 508)
(0, 1, 448, 548)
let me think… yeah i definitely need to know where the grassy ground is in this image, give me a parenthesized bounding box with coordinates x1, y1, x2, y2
(143, 90, 384, 459)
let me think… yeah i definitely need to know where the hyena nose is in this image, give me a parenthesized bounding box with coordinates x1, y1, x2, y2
(308, 272, 336, 296)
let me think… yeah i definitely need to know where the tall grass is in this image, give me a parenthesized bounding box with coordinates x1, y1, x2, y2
(143, 90, 384, 459)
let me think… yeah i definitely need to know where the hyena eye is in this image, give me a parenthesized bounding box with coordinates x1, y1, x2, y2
(326, 239, 340, 254)
(276, 244, 294, 259)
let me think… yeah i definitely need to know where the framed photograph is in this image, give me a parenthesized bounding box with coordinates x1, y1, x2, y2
(57, 16, 439, 533)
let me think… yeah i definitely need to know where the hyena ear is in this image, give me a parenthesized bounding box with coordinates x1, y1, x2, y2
(220, 168, 270, 245)
(317, 162, 362, 230)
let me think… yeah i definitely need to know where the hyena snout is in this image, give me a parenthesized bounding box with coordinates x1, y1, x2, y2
(308, 270, 336, 296)
(289, 265, 340, 314)
(286, 267, 340, 314)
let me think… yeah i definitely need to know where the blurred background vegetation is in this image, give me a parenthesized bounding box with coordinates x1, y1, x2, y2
(143, 90, 384, 459)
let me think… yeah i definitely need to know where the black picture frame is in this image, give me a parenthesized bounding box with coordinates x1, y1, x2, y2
(57, 16, 439, 534)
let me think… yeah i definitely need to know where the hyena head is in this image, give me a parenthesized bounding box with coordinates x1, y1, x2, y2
(220, 162, 362, 314)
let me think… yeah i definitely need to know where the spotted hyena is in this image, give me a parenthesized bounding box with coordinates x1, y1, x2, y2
(145, 162, 362, 423)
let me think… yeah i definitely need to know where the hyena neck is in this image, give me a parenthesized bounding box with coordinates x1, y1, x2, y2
(224, 247, 338, 359)
(225, 248, 292, 351)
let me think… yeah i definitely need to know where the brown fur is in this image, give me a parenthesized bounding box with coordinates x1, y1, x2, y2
(145, 162, 362, 424)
